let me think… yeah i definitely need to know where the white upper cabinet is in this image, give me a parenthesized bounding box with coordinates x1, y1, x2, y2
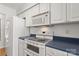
(51, 3, 66, 24)
(31, 4, 39, 16)
(26, 9, 32, 27)
(39, 3, 49, 13)
(26, 4, 39, 26)
(67, 3, 79, 22)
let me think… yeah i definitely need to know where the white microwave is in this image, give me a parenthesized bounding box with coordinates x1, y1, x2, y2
(32, 11, 49, 26)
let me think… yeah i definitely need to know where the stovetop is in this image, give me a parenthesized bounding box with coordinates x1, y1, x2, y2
(29, 37, 50, 43)
(19, 34, 52, 44)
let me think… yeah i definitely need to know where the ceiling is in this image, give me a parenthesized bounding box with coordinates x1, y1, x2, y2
(1, 3, 27, 11)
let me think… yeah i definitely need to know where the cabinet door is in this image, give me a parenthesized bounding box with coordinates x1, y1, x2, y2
(46, 47, 67, 56)
(26, 9, 32, 27)
(40, 3, 49, 13)
(46, 47, 56, 56)
(53, 49, 67, 56)
(39, 46, 45, 56)
(31, 4, 39, 16)
(67, 3, 79, 22)
(26, 4, 39, 27)
(31, 4, 40, 26)
(18, 40, 24, 56)
(51, 3, 66, 24)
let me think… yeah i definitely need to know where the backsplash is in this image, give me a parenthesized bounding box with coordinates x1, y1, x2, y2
(30, 26, 54, 35)
(29, 23, 79, 38)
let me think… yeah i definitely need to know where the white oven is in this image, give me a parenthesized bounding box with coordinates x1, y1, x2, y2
(24, 39, 46, 56)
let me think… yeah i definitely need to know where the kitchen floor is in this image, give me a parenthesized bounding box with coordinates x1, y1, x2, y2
(0, 48, 6, 56)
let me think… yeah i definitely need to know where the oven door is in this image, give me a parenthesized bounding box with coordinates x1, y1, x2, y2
(27, 44, 39, 53)
(25, 40, 46, 56)
(26, 43, 46, 56)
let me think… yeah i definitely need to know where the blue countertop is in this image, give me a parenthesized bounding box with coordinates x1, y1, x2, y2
(19, 34, 36, 40)
(19, 36, 30, 40)
(46, 36, 79, 55)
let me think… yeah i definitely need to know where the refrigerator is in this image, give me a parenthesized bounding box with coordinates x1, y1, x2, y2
(5, 16, 25, 56)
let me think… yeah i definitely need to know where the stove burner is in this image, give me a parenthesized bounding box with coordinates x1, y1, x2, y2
(37, 39, 45, 42)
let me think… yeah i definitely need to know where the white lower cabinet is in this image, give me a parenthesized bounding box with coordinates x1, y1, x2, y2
(46, 47, 67, 56)
(67, 3, 79, 22)
(18, 39, 25, 56)
(67, 53, 77, 56)
(46, 47, 78, 56)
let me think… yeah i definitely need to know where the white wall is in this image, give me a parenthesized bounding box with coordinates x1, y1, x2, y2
(53, 23, 79, 38)
(30, 26, 54, 35)
(0, 4, 16, 19)
(0, 4, 16, 48)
